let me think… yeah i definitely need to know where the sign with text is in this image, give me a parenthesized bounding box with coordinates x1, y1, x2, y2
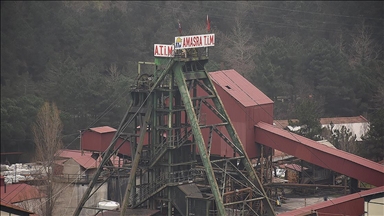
(174, 34, 215, 50)
(154, 44, 174, 57)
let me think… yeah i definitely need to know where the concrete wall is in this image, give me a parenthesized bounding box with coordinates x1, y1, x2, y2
(365, 196, 384, 216)
(0, 210, 21, 216)
(62, 158, 81, 175)
(53, 182, 108, 216)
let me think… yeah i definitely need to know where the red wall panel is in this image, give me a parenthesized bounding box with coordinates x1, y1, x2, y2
(81, 131, 102, 152)
(82, 130, 132, 156)
(317, 198, 364, 216)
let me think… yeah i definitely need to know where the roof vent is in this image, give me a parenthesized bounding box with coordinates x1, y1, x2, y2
(225, 85, 231, 89)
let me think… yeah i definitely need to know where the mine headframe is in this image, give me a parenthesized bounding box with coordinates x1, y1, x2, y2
(73, 33, 275, 216)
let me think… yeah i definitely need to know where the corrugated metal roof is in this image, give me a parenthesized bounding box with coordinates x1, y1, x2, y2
(274, 116, 369, 129)
(0, 183, 44, 203)
(278, 186, 384, 216)
(89, 126, 117, 134)
(320, 115, 369, 124)
(58, 149, 97, 169)
(57, 149, 123, 169)
(0, 200, 36, 214)
(209, 69, 273, 107)
(58, 149, 92, 158)
(71, 157, 98, 169)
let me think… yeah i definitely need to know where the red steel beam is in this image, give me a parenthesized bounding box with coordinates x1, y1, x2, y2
(254, 122, 384, 187)
(277, 186, 384, 216)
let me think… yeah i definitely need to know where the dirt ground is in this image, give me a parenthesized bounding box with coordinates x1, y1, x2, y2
(272, 188, 347, 214)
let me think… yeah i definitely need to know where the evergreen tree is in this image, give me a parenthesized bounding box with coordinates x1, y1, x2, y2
(360, 109, 384, 162)
(289, 97, 324, 141)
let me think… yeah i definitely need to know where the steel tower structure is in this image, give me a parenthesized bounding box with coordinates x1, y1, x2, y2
(73, 38, 275, 216)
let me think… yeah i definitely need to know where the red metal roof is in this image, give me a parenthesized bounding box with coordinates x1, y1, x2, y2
(71, 157, 98, 169)
(89, 126, 117, 134)
(58, 149, 93, 158)
(209, 69, 273, 107)
(278, 186, 384, 216)
(57, 149, 122, 169)
(58, 149, 98, 169)
(0, 183, 44, 203)
(320, 115, 369, 124)
(0, 200, 36, 214)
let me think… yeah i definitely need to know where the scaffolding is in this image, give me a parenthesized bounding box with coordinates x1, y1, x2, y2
(73, 37, 275, 216)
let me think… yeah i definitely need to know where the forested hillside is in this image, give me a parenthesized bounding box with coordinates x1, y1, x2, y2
(1, 1, 383, 159)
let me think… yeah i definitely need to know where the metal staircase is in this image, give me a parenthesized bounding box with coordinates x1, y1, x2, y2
(149, 129, 194, 168)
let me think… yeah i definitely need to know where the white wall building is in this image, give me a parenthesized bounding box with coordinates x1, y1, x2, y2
(320, 115, 369, 141)
(274, 115, 370, 141)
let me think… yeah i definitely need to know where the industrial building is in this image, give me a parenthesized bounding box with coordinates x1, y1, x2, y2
(70, 34, 383, 216)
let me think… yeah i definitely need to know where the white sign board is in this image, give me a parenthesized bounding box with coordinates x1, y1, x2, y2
(174, 34, 215, 50)
(154, 44, 174, 57)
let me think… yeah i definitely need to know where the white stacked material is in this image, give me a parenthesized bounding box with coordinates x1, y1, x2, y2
(4, 174, 26, 184)
(97, 200, 120, 210)
(0, 164, 9, 171)
(1, 163, 46, 184)
(274, 168, 286, 178)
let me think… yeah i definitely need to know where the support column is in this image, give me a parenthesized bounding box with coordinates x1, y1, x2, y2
(120, 102, 153, 216)
(174, 65, 226, 216)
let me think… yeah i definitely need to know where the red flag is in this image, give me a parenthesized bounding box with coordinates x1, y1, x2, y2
(206, 15, 211, 32)
(178, 20, 182, 35)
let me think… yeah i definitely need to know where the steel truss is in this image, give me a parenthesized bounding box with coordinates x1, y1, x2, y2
(73, 51, 275, 216)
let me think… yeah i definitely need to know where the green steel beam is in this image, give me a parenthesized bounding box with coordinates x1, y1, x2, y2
(173, 64, 226, 216)
(120, 101, 153, 216)
(73, 100, 134, 216)
(120, 59, 175, 215)
(167, 70, 174, 216)
(150, 59, 175, 92)
(201, 77, 276, 216)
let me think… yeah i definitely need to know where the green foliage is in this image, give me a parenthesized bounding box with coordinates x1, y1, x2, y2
(1, 95, 44, 152)
(1, 1, 383, 159)
(253, 37, 286, 100)
(304, 38, 355, 116)
(289, 98, 323, 141)
(360, 109, 384, 162)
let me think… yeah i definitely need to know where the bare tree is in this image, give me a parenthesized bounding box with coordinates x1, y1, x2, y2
(220, 17, 257, 77)
(107, 63, 120, 82)
(349, 20, 381, 67)
(322, 125, 359, 155)
(32, 102, 64, 216)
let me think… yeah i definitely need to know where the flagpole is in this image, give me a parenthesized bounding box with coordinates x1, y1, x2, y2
(206, 15, 210, 57)
(178, 19, 182, 36)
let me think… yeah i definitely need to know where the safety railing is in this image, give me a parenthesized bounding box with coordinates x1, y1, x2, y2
(52, 173, 103, 184)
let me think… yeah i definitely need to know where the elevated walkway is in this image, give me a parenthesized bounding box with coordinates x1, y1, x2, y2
(254, 122, 384, 187)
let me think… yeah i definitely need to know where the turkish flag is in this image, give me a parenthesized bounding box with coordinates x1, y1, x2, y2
(178, 20, 182, 35)
(207, 15, 211, 32)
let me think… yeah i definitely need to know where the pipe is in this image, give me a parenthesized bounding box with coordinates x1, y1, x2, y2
(137, 61, 155, 76)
